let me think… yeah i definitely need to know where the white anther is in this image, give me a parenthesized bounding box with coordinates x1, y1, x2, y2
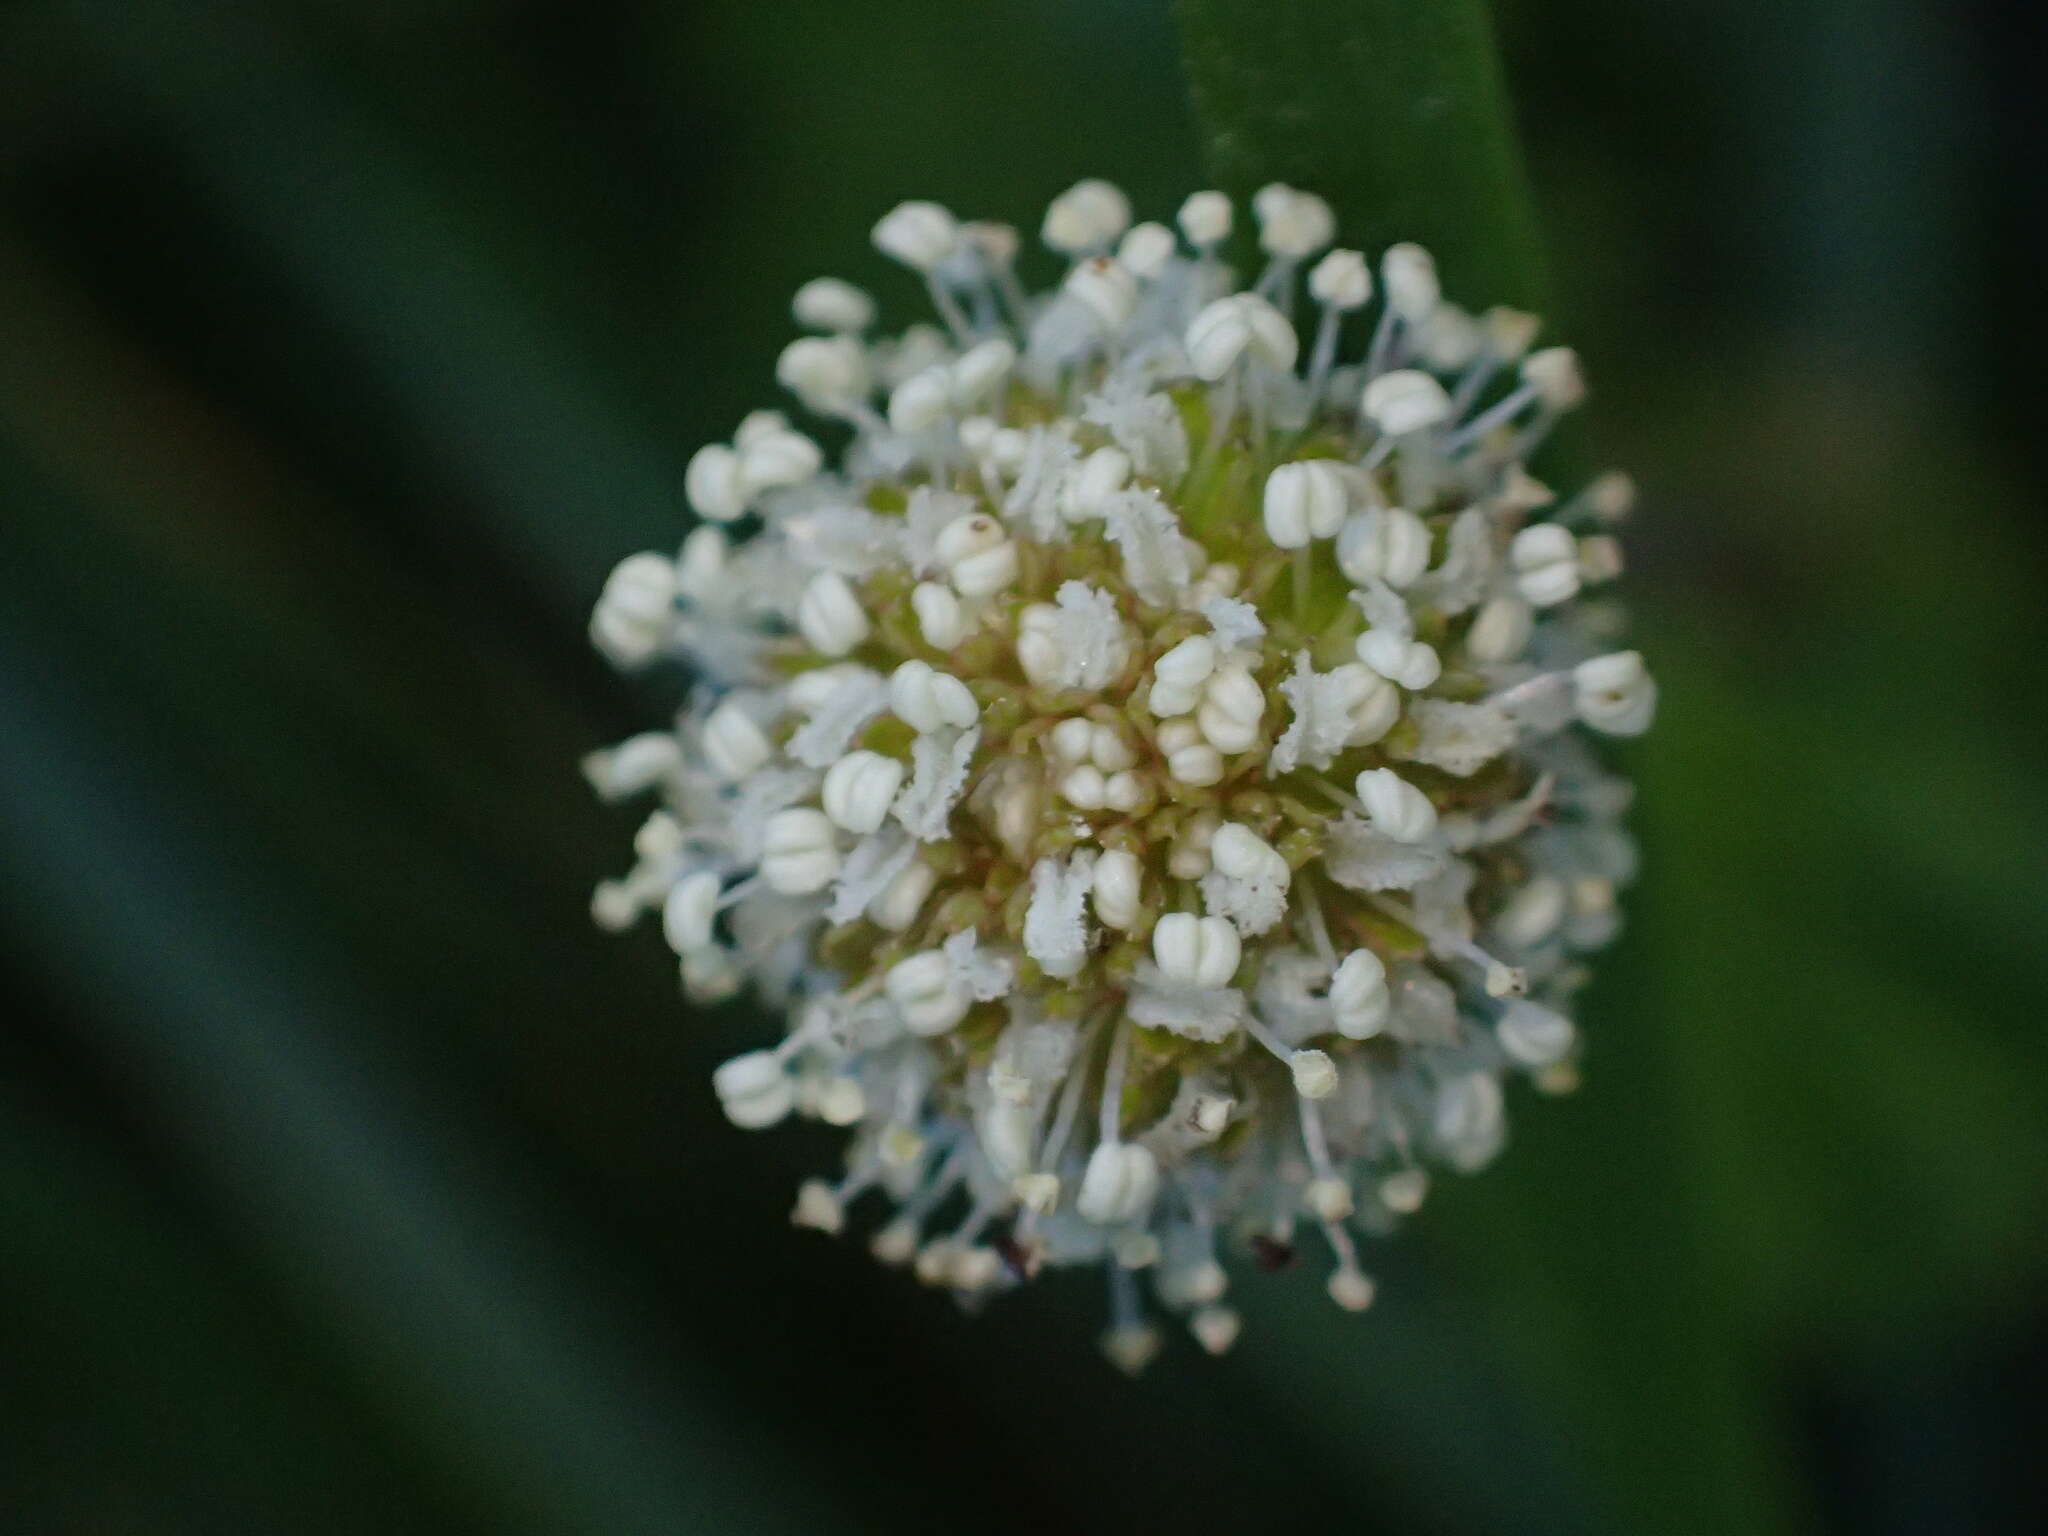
(1191, 1094, 1234, 1136)
(950, 541, 1018, 600)
(684, 444, 747, 521)
(814, 1076, 866, 1127)
(1355, 767, 1438, 843)
(867, 859, 935, 933)
(592, 552, 676, 667)
(775, 335, 870, 413)
(1184, 293, 1299, 380)
(680, 945, 742, 1004)
(1380, 1169, 1429, 1214)
(1197, 662, 1266, 754)
(821, 750, 906, 834)
(1210, 822, 1286, 885)
(1086, 724, 1133, 773)
(910, 582, 966, 650)
(1308, 248, 1372, 310)
(1262, 459, 1350, 548)
(785, 663, 858, 715)
(737, 424, 822, 491)
(884, 948, 972, 1036)
(986, 426, 1029, 472)
(1190, 1305, 1242, 1355)
(792, 276, 875, 333)
(790, 1178, 844, 1234)
(1578, 534, 1625, 584)
(1381, 242, 1440, 322)
(661, 871, 721, 954)
(1101, 771, 1144, 813)
(1305, 1176, 1355, 1222)
(933, 510, 1005, 569)
(1076, 1140, 1159, 1225)
(1015, 605, 1064, 686)
(1573, 650, 1657, 736)
(1495, 873, 1568, 948)
(1290, 1048, 1339, 1100)
(1418, 304, 1483, 370)
(1336, 506, 1431, 588)
(949, 338, 1016, 407)
(701, 699, 772, 781)
(1328, 1267, 1376, 1312)
(1116, 221, 1176, 279)
(886, 365, 952, 434)
(964, 220, 1020, 269)
(1090, 849, 1142, 930)
(1063, 256, 1138, 332)
(1485, 305, 1541, 359)
(1060, 445, 1131, 523)
(758, 807, 840, 894)
(1330, 949, 1391, 1039)
(632, 811, 685, 863)
(889, 660, 977, 732)
(712, 1051, 794, 1130)
(1522, 346, 1586, 410)
(1177, 190, 1233, 247)
(1467, 594, 1535, 663)
(795, 570, 869, 657)
(1497, 999, 1577, 1068)
(1059, 764, 1107, 810)
(1362, 368, 1452, 435)
(1152, 912, 1241, 988)
(1356, 628, 1441, 691)
(674, 526, 726, 602)
(1511, 523, 1582, 607)
(1587, 470, 1636, 523)
(1251, 183, 1334, 259)
(871, 200, 959, 271)
(1043, 178, 1132, 254)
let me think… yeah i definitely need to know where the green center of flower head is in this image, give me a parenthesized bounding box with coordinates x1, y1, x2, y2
(584, 179, 1655, 1371)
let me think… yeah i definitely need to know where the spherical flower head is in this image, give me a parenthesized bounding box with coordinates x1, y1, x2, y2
(586, 177, 1655, 1368)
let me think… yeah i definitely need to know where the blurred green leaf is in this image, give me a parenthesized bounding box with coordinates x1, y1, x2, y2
(1175, 0, 1546, 304)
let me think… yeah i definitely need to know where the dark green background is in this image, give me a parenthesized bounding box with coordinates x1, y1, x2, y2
(3, 2, 2043, 1532)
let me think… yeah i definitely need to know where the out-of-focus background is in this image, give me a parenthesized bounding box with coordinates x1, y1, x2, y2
(3, 1, 2043, 1532)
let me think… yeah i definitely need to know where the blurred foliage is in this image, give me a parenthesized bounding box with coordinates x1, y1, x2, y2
(2, 1, 2044, 1533)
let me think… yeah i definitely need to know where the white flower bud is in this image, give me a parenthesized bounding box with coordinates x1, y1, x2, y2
(1362, 368, 1452, 435)
(1089, 723, 1136, 772)
(712, 1050, 793, 1130)
(949, 338, 1016, 407)
(1262, 460, 1349, 549)
(1381, 242, 1440, 322)
(737, 426, 822, 491)
(796, 570, 869, 656)
(1016, 604, 1063, 686)
(1184, 294, 1299, 380)
(1494, 873, 1567, 949)
(684, 444, 747, 521)
(888, 659, 977, 733)
(887, 365, 952, 434)
(867, 859, 935, 933)
(699, 700, 771, 781)
(1152, 912, 1240, 988)
(1522, 346, 1586, 410)
(1511, 523, 1583, 607)
(776, 335, 870, 412)
(1166, 740, 1224, 786)
(758, 807, 840, 894)
(1289, 1048, 1338, 1100)
(1466, 594, 1535, 663)
(1573, 650, 1657, 736)
(933, 512, 1005, 569)
(1091, 849, 1142, 931)
(1308, 248, 1372, 309)
(910, 581, 965, 649)
(871, 200, 959, 271)
(1355, 767, 1437, 843)
(1063, 257, 1138, 332)
(1147, 634, 1216, 716)
(1116, 221, 1176, 278)
(1330, 949, 1390, 1039)
(1251, 184, 1334, 259)
(1177, 190, 1233, 246)
(792, 276, 875, 333)
(821, 750, 906, 834)
(1059, 764, 1106, 809)
(885, 948, 971, 1036)
(1060, 446, 1131, 523)
(1497, 1000, 1577, 1067)
(1076, 1140, 1160, 1225)
(661, 871, 721, 954)
(949, 540, 1018, 599)
(1048, 716, 1095, 763)
(1042, 178, 1131, 254)
(1197, 662, 1266, 754)
(1336, 506, 1431, 588)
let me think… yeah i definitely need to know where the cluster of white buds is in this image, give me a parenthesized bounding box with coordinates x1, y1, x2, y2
(586, 179, 1656, 1370)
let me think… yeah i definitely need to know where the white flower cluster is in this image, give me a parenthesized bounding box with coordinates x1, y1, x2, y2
(586, 179, 1655, 1370)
